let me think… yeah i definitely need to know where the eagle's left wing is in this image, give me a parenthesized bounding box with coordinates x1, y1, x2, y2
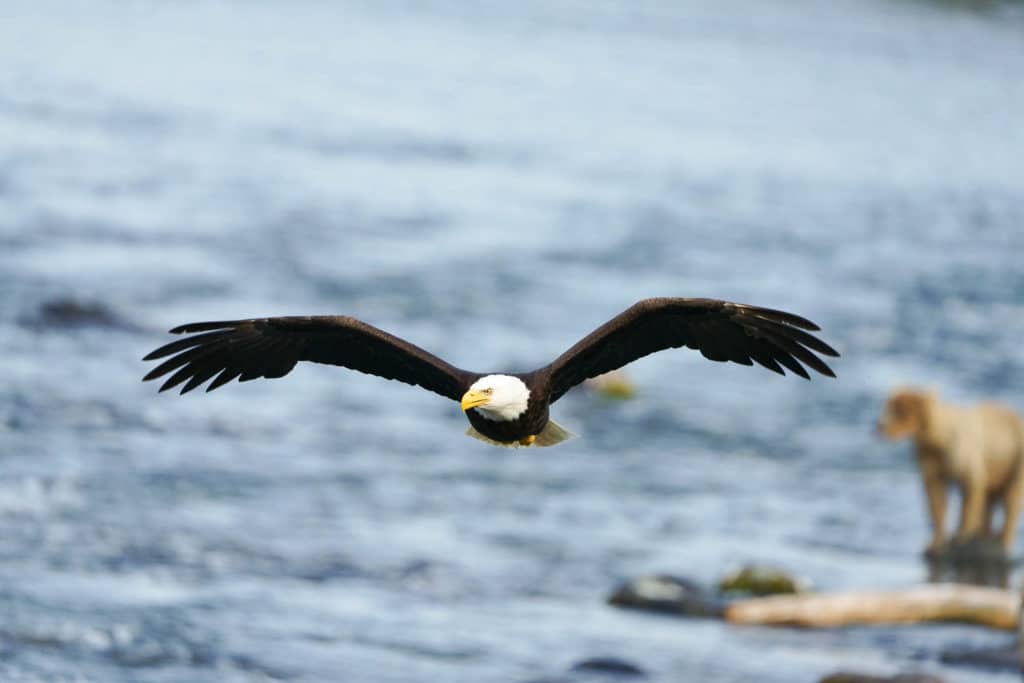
(541, 298, 838, 403)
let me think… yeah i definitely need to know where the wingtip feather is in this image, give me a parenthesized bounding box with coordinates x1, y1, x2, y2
(169, 320, 240, 334)
(754, 307, 821, 332)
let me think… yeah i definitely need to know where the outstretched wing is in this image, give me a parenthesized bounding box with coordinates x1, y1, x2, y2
(542, 298, 839, 403)
(142, 316, 474, 400)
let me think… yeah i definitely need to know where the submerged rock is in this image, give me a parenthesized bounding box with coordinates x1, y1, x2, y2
(521, 657, 648, 683)
(939, 641, 1019, 670)
(925, 539, 1016, 588)
(930, 536, 1014, 564)
(569, 657, 646, 677)
(607, 575, 725, 617)
(819, 674, 945, 683)
(20, 298, 136, 331)
(718, 564, 805, 596)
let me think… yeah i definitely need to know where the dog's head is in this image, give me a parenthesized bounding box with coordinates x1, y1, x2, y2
(878, 388, 935, 440)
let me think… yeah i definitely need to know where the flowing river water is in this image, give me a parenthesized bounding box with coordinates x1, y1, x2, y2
(1, 1, 1023, 681)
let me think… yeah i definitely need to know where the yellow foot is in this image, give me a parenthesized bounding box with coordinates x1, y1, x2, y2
(519, 435, 536, 446)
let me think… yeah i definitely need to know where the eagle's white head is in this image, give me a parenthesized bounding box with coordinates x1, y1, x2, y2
(460, 374, 529, 421)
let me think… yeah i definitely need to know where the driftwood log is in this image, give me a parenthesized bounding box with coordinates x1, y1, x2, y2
(725, 584, 1018, 631)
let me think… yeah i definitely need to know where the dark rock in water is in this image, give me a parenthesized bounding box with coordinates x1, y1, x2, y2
(819, 673, 945, 683)
(569, 657, 646, 677)
(21, 298, 137, 331)
(718, 564, 805, 596)
(607, 575, 725, 618)
(928, 536, 1012, 564)
(520, 658, 647, 683)
(925, 538, 1016, 588)
(939, 641, 1020, 670)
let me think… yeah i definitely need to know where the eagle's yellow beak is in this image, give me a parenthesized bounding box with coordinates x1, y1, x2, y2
(461, 389, 491, 412)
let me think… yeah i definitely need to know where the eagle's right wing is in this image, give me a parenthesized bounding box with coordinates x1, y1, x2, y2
(143, 316, 475, 401)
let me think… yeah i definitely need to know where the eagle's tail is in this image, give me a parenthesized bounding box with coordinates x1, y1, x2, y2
(464, 419, 576, 448)
(534, 419, 575, 447)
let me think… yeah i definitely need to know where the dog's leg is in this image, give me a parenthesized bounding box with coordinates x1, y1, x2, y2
(954, 463, 987, 542)
(997, 470, 1022, 551)
(981, 493, 997, 538)
(1002, 421, 1024, 551)
(919, 458, 947, 554)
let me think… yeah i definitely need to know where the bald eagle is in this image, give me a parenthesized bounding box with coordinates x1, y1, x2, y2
(142, 298, 838, 447)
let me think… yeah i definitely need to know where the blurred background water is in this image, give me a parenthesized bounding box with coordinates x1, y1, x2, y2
(2, 0, 1024, 681)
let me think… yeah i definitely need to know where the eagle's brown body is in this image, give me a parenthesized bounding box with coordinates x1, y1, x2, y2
(463, 376, 549, 443)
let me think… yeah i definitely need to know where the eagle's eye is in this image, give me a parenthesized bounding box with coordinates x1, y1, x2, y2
(483, 388, 494, 395)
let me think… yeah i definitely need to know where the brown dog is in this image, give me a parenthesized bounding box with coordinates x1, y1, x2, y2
(878, 388, 1024, 556)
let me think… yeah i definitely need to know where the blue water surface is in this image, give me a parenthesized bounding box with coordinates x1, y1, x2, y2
(1, 1, 1023, 681)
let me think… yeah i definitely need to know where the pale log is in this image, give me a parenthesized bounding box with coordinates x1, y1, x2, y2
(725, 584, 1018, 631)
